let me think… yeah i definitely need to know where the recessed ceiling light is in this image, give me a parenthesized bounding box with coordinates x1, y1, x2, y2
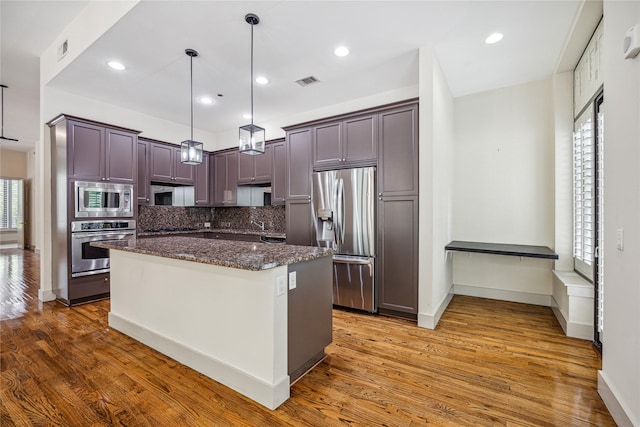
(242, 113, 252, 120)
(485, 33, 504, 44)
(198, 96, 214, 105)
(334, 46, 350, 57)
(107, 60, 126, 71)
(255, 76, 269, 85)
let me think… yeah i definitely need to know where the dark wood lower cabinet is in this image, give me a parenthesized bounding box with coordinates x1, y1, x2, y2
(377, 196, 418, 317)
(68, 273, 110, 303)
(286, 200, 313, 246)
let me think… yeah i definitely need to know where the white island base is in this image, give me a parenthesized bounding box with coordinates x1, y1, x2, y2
(108, 250, 295, 410)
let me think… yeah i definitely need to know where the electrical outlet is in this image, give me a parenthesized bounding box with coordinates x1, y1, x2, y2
(288, 271, 297, 290)
(617, 229, 624, 251)
(277, 276, 286, 296)
(204, 222, 211, 228)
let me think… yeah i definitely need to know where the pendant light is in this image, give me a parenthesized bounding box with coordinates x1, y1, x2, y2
(239, 13, 265, 155)
(180, 48, 203, 165)
(0, 85, 19, 142)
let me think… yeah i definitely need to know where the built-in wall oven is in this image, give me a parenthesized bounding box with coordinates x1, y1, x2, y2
(70, 220, 136, 277)
(75, 181, 133, 218)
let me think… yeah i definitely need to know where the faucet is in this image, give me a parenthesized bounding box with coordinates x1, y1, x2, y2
(251, 220, 265, 232)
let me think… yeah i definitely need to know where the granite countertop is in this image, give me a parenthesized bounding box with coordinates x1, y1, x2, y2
(137, 228, 286, 239)
(93, 236, 333, 271)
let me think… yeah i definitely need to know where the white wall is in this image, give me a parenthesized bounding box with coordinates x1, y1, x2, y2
(552, 71, 575, 271)
(451, 79, 555, 302)
(213, 85, 419, 151)
(598, 2, 640, 425)
(417, 47, 455, 329)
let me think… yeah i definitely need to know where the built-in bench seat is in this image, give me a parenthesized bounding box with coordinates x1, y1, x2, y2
(551, 270, 594, 340)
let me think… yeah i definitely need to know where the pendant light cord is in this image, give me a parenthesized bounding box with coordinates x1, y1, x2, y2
(250, 22, 254, 126)
(190, 54, 194, 141)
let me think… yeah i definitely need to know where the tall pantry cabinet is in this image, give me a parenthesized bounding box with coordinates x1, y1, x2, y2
(283, 100, 419, 318)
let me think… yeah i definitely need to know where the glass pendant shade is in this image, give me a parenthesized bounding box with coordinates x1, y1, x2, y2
(239, 123, 265, 155)
(180, 48, 203, 165)
(180, 139, 203, 165)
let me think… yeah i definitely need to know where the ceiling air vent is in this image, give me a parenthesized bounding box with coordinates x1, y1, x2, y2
(295, 76, 320, 87)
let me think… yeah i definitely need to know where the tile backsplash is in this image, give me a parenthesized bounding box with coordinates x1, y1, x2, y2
(137, 205, 286, 233)
(137, 206, 212, 231)
(214, 206, 285, 233)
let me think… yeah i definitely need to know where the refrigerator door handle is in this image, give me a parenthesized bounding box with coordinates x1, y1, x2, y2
(333, 178, 340, 247)
(333, 256, 372, 264)
(333, 256, 374, 277)
(338, 178, 345, 245)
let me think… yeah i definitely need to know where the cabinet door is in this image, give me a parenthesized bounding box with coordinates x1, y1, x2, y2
(312, 122, 342, 169)
(137, 140, 150, 204)
(173, 147, 194, 184)
(253, 144, 272, 183)
(194, 154, 210, 206)
(237, 152, 256, 184)
(286, 200, 313, 246)
(377, 196, 418, 315)
(225, 151, 238, 205)
(343, 114, 377, 164)
(271, 141, 286, 205)
(105, 128, 136, 183)
(286, 128, 312, 200)
(213, 153, 227, 206)
(149, 143, 174, 182)
(378, 105, 418, 196)
(68, 120, 105, 181)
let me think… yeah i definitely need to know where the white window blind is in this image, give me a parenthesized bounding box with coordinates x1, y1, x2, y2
(596, 108, 604, 334)
(0, 179, 22, 230)
(573, 106, 594, 280)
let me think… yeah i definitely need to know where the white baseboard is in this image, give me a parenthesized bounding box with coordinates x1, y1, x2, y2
(109, 312, 290, 410)
(598, 371, 637, 427)
(453, 284, 552, 306)
(550, 301, 593, 340)
(38, 289, 57, 302)
(418, 291, 454, 330)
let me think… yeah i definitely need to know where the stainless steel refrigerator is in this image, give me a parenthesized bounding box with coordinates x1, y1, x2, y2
(311, 167, 376, 312)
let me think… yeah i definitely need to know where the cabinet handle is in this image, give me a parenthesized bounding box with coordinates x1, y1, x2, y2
(378, 193, 382, 196)
(342, 158, 346, 162)
(106, 178, 110, 181)
(146, 198, 150, 202)
(101, 178, 106, 181)
(104, 277, 108, 282)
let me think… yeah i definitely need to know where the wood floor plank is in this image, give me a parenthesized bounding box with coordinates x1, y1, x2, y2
(0, 248, 615, 426)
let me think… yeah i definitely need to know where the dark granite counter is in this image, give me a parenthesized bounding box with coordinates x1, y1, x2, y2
(93, 236, 332, 271)
(137, 228, 286, 239)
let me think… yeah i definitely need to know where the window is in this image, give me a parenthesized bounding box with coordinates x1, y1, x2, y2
(0, 179, 22, 230)
(573, 105, 595, 280)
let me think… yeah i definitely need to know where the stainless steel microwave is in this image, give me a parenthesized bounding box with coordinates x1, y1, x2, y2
(75, 181, 133, 218)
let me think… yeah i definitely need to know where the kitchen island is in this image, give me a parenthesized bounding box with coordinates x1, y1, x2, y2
(93, 236, 333, 410)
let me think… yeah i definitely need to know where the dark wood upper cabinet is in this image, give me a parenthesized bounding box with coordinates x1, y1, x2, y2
(213, 151, 237, 206)
(312, 122, 342, 169)
(137, 140, 150, 205)
(105, 129, 137, 183)
(148, 141, 194, 184)
(378, 104, 418, 196)
(271, 141, 286, 205)
(68, 120, 137, 183)
(312, 114, 377, 170)
(149, 142, 173, 182)
(343, 114, 377, 164)
(286, 127, 312, 200)
(194, 153, 211, 206)
(238, 145, 272, 184)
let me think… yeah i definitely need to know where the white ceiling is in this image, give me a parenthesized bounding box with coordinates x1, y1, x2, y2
(1, 0, 584, 153)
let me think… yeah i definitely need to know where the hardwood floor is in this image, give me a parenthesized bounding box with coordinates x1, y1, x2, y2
(1, 248, 614, 426)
